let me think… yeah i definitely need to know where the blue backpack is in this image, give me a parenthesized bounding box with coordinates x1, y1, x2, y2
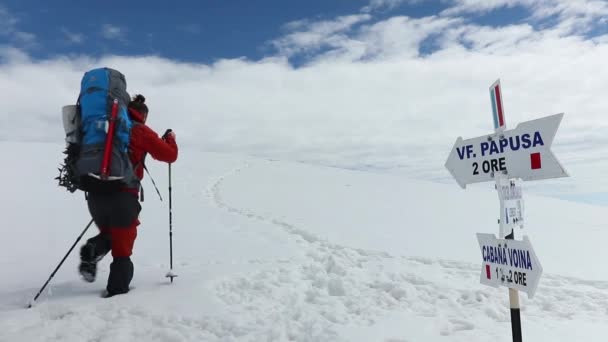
(58, 67, 139, 193)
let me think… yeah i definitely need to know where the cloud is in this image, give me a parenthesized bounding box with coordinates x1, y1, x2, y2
(357, 16, 461, 59)
(442, 0, 608, 35)
(178, 24, 202, 34)
(361, 0, 422, 13)
(0, 6, 18, 34)
(0, 46, 30, 63)
(274, 14, 461, 62)
(441, 0, 534, 15)
(1, 3, 607, 203)
(61, 28, 85, 44)
(13, 31, 36, 45)
(272, 14, 372, 58)
(444, 0, 608, 18)
(0, 5, 36, 48)
(102, 24, 126, 41)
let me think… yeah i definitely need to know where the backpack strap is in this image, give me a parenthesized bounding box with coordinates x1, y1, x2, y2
(129, 153, 147, 202)
(127, 122, 145, 201)
(129, 122, 147, 172)
(132, 153, 147, 173)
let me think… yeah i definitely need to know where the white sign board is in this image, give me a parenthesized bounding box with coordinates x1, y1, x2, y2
(477, 233, 542, 298)
(497, 178, 524, 228)
(445, 113, 568, 188)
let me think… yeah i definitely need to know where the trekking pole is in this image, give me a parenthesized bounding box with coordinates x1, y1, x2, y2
(165, 163, 177, 283)
(27, 219, 94, 308)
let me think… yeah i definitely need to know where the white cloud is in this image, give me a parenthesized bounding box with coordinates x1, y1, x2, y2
(272, 14, 372, 57)
(442, 0, 608, 35)
(528, 0, 608, 20)
(102, 24, 126, 41)
(357, 16, 461, 59)
(0, 46, 30, 63)
(441, 0, 535, 15)
(61, 28, 84, 44)
(14, 31, 36, 45)
(0, 6, 36, 48)
(0, 6, 18, 34)
(1, 4, 607, 203)
(361, 0, 422, 13)
(272, 14, 461, 63)
(178, 24, 201, 34)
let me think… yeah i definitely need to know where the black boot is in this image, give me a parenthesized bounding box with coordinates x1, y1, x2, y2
(78, 233, 111, 282)
(105, 257, 134, 297)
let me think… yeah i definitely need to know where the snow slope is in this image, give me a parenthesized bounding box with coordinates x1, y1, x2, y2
(1, 142, 607, 341)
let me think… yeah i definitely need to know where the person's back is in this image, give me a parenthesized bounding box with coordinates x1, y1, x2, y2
(79, 94, 178, 297)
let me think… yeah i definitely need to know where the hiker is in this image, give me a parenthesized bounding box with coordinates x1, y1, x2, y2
(78, 94, 178, 297)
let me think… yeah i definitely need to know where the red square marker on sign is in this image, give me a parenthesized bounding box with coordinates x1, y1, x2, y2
(485, 265, 491, 279)
(530, 152, 542, 169)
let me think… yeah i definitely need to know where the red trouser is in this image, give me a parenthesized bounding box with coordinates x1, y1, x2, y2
(99, 219, 139, 257)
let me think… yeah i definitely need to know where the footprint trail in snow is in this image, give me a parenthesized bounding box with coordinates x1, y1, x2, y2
(210, 161, 608, 341)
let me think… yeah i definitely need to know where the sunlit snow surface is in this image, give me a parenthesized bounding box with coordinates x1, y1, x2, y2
(1, 142, 607, 341)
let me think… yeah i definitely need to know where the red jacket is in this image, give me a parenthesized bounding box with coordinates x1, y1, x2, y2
(126, 108, 178, 194)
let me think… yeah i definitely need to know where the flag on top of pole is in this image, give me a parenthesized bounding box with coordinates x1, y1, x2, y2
(490, 79, 506, 132)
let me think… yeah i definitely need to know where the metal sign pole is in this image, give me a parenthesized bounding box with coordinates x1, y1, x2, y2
(492, 79, 523, 342)
(496, 174, 523, 342)
(509, 287, 522, 342)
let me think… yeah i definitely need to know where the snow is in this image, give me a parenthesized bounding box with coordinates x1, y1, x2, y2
(1, 141, 607, 341)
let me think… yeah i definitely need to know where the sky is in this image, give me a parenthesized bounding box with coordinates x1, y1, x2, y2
(1, 0, 608, 205)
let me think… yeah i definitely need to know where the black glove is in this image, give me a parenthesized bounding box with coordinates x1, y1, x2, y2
(162, 129, 173, 140)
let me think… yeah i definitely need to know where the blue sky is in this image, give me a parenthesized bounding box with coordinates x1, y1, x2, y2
(0, 0, 540, 64)
(1, 0, 608, 205)
(1, 0, 370, 62)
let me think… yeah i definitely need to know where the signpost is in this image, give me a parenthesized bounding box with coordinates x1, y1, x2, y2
(445, 113, 568, 189)
(477, 233, 542, 297)
(445, 80, 568, 342)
